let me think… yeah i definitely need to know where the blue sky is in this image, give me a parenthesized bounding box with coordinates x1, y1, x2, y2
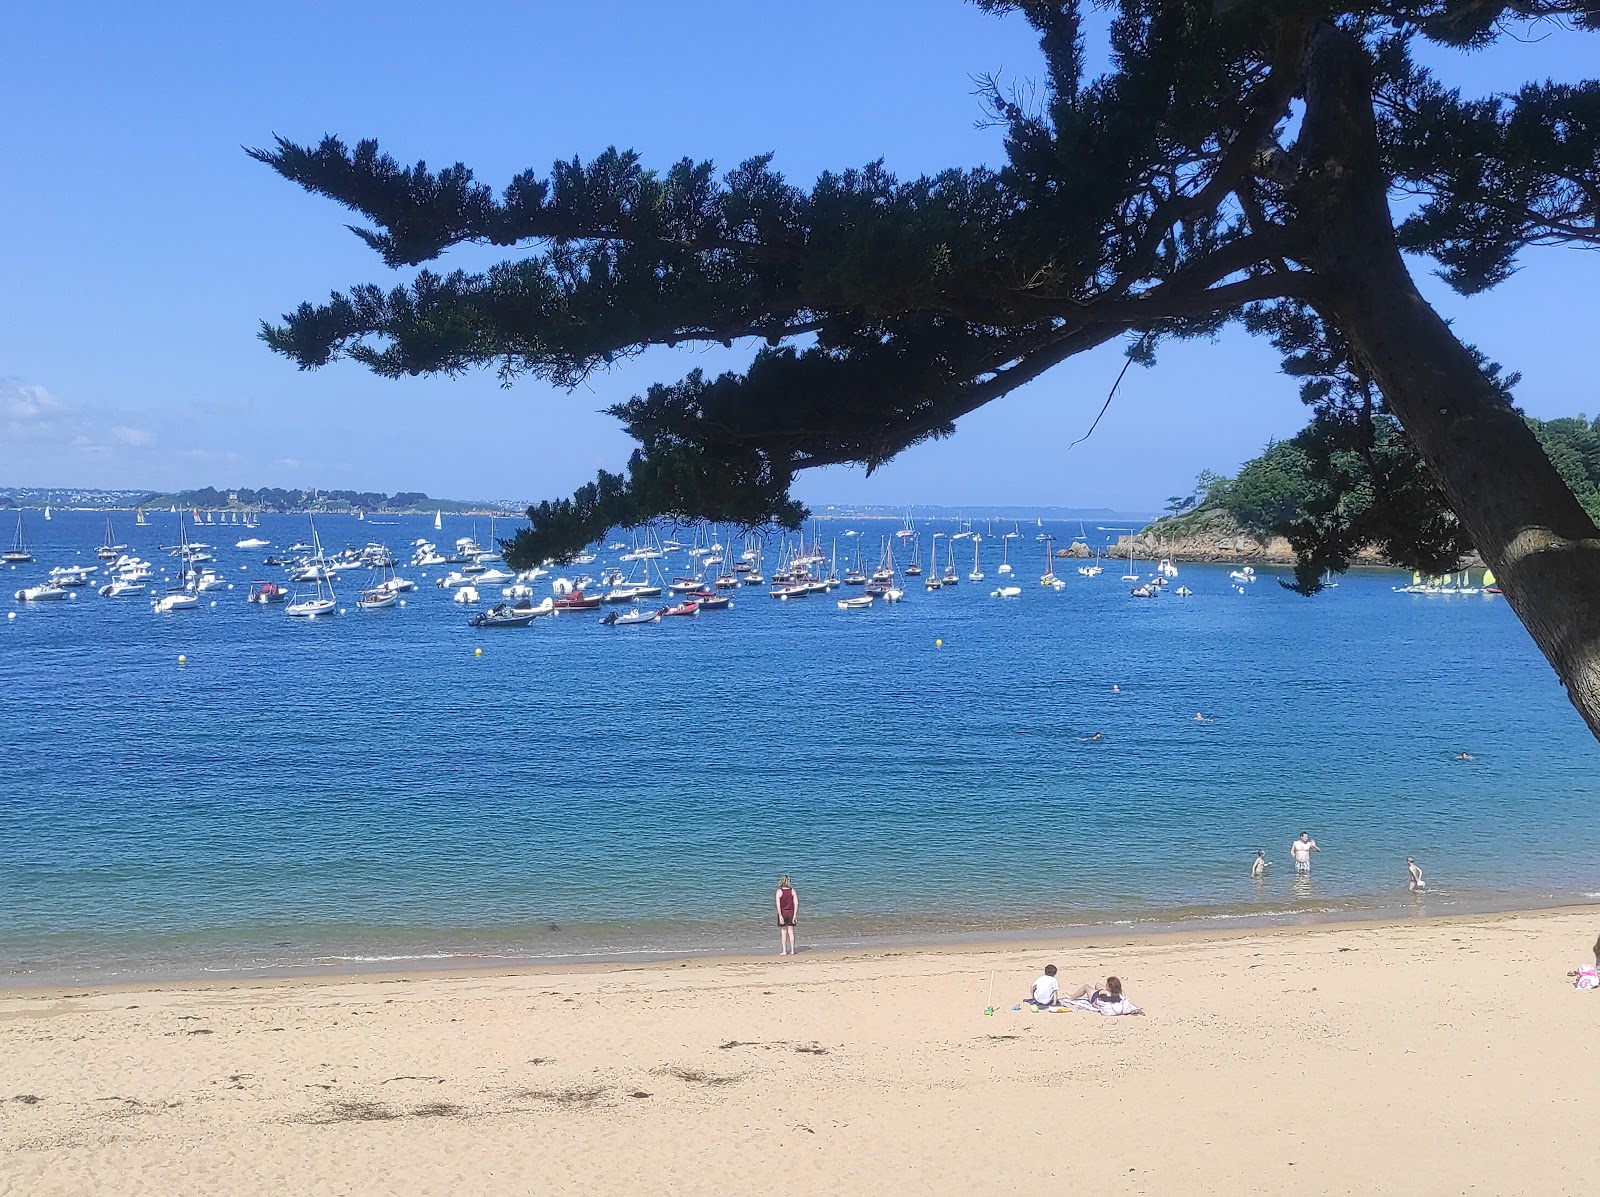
(1, 3, 1594, 510)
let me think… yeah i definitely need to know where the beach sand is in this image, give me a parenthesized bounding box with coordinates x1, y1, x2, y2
(3, 906, 1596, 1196)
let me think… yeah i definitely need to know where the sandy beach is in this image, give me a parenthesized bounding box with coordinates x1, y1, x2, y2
(3, 906, 1596, 1196)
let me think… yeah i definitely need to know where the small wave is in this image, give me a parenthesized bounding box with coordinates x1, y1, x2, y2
(313, 952, 463, 964)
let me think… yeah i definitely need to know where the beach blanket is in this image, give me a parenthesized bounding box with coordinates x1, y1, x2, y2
(1059, 996, 1143, 1017)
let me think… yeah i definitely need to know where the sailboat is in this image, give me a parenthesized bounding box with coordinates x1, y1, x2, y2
(1120, 539, 1140, 582)
(3, 513, 34, 564)
(1040, 536, 1061, 587)
(905, 536, 923, 577)
(844, 538, 867, 586)
(1484, 568, 1502, 595)
(434, 509, 443, 531)
(94, 516, 122, 562)
(135, 509, 147, 526)
(925, 534, 943, 589)
(997, 536, 1013, 576)
(968, 534, 984, 582)
(153, 518, 199, 612)
(286, 518, 338, 617)
(43, 506, 51, 521)
(941, 535, 959, 586)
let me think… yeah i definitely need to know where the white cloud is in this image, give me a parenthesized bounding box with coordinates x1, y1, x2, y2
(0, 380, 67, 422)
(111, 425, 155, 447)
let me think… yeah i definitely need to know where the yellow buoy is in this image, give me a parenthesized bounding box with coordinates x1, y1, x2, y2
(177, 654, 187, 666)
(475, 647, 483, 657)
(935, 638, 943, 648)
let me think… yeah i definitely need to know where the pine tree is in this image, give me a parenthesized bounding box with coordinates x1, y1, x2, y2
(252, 2, 1600, 735)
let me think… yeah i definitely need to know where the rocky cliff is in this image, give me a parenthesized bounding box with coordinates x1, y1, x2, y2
(1073, 506, 1388, 566)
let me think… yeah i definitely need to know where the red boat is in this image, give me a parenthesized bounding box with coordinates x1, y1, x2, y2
(553, 588, 602, 611)
(661, 601, 699, 617)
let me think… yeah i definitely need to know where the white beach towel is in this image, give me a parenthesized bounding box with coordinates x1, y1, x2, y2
(1061, 996, 1143, 1017)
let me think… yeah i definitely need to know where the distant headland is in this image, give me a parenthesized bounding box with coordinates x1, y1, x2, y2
(0, 485, 525, 517)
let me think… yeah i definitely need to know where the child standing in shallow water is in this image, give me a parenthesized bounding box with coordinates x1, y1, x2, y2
(775, 876, 799, 956)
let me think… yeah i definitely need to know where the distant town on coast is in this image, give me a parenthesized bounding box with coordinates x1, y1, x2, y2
(0, 484, 1157, 525)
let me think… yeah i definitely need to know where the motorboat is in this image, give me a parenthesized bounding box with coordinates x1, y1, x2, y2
(468, 602, 538, 628)
(248, 581, 287, 604)
(837, 595, 873, 609)
(98, 579, 147, 598)
(1130, 584, 1158, 598)
(1228, 567, 1257, 584)
(236, 537, 270, 550)
(991, 586, 1022, 598)
(152, 591, 200, 613)
(660, 601, 700, 617)
(695, 594, 732, 610)
(50, 566, 95, 587)
(357, 587, 398, 610)
(14, 584, 68, 602)
(1175, 586, 1193, 596)
(452, 585, 480, 605)
(600, 607, 661, 626)
(553, 589, 603, 611)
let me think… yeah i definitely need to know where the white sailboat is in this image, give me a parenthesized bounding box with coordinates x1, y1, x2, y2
(3, 513, 34, 564)
(997, 536, 1013, 576)
(1120, 539, 1140, 582)
(968, 535, 984, 582)
(43, 506, 51, 521)
(1039, 536, 1061, 588)
(434, 509, 443, 531)
(286, 518, 338, 617)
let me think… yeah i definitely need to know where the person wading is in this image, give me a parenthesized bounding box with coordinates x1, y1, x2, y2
(775, 876, 799, 957)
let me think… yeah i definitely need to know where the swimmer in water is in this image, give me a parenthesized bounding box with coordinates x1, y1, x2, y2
(1252, 850, 1270, 879)
(1455, 751, 1474, 761)
(1112, 684, 1121, 693)
(1407, 857, 1425, 891)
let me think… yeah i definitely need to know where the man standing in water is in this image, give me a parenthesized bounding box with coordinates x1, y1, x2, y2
(1291, 833, 1320, 874)
(1407, 858, 1426, 891)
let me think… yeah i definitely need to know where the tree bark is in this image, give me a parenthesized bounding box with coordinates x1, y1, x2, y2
(1295, 23, 1600, 740)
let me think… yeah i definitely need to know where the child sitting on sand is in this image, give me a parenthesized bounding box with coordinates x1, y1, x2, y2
(1028, 964, 1060, 1008)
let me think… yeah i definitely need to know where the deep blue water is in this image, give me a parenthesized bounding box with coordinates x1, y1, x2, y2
(2, 508, 1596, 983)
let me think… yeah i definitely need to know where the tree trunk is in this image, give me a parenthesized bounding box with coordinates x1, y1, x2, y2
(1295, 23, 1600, 740)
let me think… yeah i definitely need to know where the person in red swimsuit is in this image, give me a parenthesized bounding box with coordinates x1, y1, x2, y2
(775, 876, 799, 956)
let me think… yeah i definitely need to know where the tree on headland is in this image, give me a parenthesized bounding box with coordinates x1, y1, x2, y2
(1182, 411, 1600, 586)
(252, 2, 1600, 736)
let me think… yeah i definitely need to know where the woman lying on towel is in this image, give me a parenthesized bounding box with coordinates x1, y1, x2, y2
(1060, 975, 1144, 1016)
(1570, 935, 1600, 990)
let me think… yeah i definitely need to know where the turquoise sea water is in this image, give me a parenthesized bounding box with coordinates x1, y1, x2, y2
(2, 509, 1596, 984)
